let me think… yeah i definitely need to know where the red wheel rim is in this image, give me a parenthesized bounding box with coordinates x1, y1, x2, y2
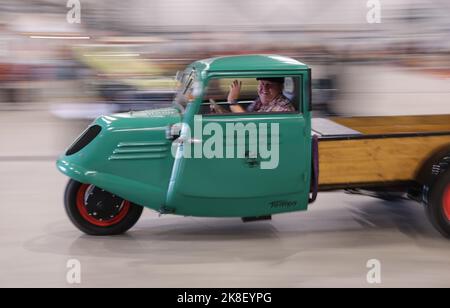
(76, 184, 131, 227)
(444, 185, 450, 221)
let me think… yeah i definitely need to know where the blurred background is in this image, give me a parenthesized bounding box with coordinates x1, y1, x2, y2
(0, 0, 449, 120)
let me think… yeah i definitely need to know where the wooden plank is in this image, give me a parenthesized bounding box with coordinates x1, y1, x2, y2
(318, 135, 450, 185)
(331, 115, 450, 135)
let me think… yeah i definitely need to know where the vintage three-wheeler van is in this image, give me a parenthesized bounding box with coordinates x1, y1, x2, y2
(56, 55, 450, 238)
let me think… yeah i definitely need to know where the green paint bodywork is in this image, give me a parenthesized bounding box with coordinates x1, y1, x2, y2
(57, 54, 312, 217)
(57, 108, 180, 209)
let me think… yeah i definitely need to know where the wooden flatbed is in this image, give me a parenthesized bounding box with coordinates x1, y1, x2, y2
(313, 115, 450, 189)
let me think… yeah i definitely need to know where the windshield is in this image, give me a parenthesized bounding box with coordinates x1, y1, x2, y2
(173, 68, 199, 110)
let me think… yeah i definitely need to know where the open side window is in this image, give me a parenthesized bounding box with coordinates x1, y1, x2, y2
(199, 76, 302, 115)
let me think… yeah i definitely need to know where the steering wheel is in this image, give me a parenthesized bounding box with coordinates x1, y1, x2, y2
(209, 99, 228, 114)
(209, 99, 218, 114)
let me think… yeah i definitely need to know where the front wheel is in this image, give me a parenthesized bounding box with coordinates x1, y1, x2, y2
(64, 180, 143, 235)
(426, 170, 450, 238)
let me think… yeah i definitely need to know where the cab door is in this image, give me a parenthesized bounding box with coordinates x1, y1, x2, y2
(166, 74, 311, 217)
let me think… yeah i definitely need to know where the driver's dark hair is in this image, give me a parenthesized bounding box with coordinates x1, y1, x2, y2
(256, 77, 284, 84)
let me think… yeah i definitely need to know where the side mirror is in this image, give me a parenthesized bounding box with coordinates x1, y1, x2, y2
(175, 71, 182, 81)
(166, 123, 182, 140)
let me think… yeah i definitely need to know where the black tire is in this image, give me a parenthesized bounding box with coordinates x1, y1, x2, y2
(426, 170, 450, 238)
(64, 179, 143, 235)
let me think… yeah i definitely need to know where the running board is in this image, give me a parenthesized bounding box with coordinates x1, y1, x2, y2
(242, 215, 272, 223)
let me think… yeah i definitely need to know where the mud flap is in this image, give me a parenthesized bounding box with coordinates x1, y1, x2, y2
(309, 135, 319, 203)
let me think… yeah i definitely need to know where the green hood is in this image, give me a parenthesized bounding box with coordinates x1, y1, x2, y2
(56, 107, 181, 210)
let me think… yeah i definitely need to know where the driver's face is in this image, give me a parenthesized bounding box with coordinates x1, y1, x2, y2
(258, 80, 283, 104)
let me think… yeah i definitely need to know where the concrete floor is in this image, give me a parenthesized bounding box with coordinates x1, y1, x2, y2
(0, 108, 449, 288)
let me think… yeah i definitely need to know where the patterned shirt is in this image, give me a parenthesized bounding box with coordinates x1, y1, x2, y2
(247, 95, 295, 112)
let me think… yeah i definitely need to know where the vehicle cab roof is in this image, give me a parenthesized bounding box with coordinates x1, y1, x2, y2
(191, 54, 309, 76)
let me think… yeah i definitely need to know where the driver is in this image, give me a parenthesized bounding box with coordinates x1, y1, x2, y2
(226, 77, 295, 113)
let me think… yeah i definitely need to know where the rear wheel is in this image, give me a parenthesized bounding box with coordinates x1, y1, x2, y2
(426, 170, 450, 238)
(64, 180, 143, 235)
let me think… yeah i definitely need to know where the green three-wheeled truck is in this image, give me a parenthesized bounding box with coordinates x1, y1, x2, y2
(56, 55, 450, 238)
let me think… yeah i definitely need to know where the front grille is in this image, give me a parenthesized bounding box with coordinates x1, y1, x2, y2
(109, 141, 170, 160)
